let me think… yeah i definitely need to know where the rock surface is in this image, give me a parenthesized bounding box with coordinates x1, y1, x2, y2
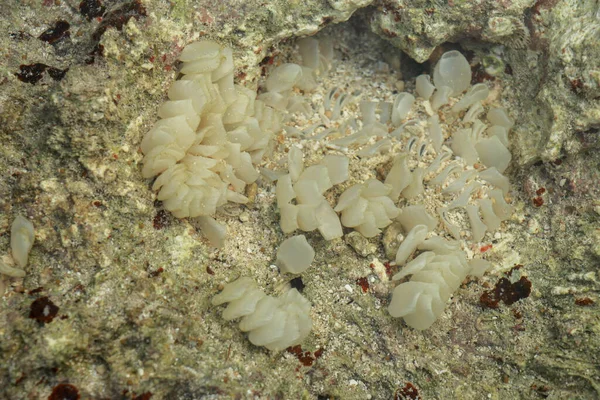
(368, 0, 600, 165)
(0, 1, 599, 399)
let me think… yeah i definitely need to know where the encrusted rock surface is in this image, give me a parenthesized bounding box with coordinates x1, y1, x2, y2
(0, 1, 599, 399)
(368, 0, 600, 164)
(370, 0, 535, 63)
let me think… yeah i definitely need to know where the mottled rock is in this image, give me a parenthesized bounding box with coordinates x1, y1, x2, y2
(345, 231, 377, 257)
(369, 0, 534, 63)
(1, 0, 600, 399)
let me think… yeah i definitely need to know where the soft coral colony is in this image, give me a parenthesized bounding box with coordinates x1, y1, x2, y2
(139, 35, 515, 348)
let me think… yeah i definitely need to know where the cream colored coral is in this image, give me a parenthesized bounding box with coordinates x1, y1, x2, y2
(140, 40, 283, 246)
(0, 216, 35, 296)
(212, 277, 312, 351)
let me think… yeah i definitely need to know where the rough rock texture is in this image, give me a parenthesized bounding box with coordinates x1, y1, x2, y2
(370, 0, 535, 63)
(369, 0, 600, 165)
(1, 0, 599, 399)
(510, 0, 600, 163)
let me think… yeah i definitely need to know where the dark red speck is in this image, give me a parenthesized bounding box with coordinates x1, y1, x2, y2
(91, 0, 146, 42)
(356, 277, 369, 293)
(321, 16, 334, 25)
(575, 297, 594, 306)
(286, 345, 323, 367)
(480, 276, 532, 309)
(48, 383, 79, 400)
(472, 66, 495, 84)
(85, 43, 104, 65)
(314, 348, 324, 359)
(148, 267, 164, 278)
(38, 20, 70, 45)
(16, 64, 68, 84)
(79, 0, 106, 20)
(384, 262, 393, 278)
(395, 382, 421, 400)
(569, 78, 584, 92)
(29, 296, 59, 324)
(28, 287, 44, 295)
(153, 210, 169, 230)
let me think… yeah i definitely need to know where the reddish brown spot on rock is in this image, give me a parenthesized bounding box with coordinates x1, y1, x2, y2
(48, 383, 79, 400)
(38, 20, 70, 45)
(152, 210, 169, 230)
(569, 78, 584, 92)
(259, 53, 276, 77)
(206, 266, 215, 275)
(28, 287, 44, 295)
(321, 16, 334, 25)
(480, 244, 493, 253)
(286, 345, 323, 367)
(16, 64, 68, 84)
(85, 43, 104, 65)
(79, 0, 106, 20)
(536, 187, 546, 195)
(575, 297, 594, 306)
(533, 197, 544, 207)
(530, 383, 551, 397)
(314, 347, 324, 359)
(382, 28, 398, 38)
(480, 276, 532, 309)
(356, 277, 369, 293)
(92, 0, 147, 42)
(148, 267, 164, 278)
(384, 262, 393, 278)
(395, 382, 421, 399)
(472, 66, 496, 84)
(29, 296, 59, 323)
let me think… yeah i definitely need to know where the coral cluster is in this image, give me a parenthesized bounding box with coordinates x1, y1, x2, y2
(388, 234, 490, 330)
(212, 277, 312, 351)
(335, 179, 400, 238)
(140, 40, 283, 246)
(0, 216, 35, 295)
(144, 36, 516, 347)
(267, 46, 516, 330)
(276, 148, 349, 240)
